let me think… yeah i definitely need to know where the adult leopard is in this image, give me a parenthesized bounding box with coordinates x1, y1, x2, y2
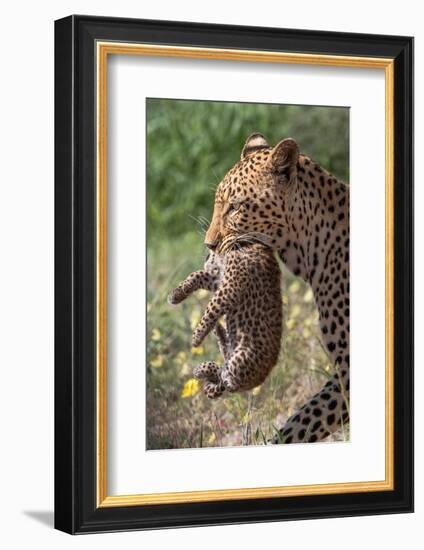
(204, 133, 349, 443)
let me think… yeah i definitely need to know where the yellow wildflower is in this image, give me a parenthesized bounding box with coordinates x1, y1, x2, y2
(180, 362, 191, 376)
(151, 328, 161, 341)
(290, 304, 301, 318)
(289, 280, 300, 294)
(302, 327, 311, 339)
(286, 318, 296, 330)
(150, 355, 163, 368)
(191, 346, 204, 355)
(174, 351, 187, 365)
(181, 378, 199, 398)
(303, 288, 314, 303)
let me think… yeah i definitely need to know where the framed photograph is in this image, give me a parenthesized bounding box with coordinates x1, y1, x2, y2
(54, 15, 413, 534)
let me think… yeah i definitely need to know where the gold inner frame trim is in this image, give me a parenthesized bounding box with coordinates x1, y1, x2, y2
(96, 41, 395, 508)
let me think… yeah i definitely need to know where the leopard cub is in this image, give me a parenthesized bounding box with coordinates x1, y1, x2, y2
(168, 243, 283, 399)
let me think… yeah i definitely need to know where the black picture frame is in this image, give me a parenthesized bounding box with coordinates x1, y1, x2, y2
(55, 14, 414, 534)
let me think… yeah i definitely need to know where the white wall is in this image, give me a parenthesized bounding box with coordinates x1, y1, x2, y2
(0, 1, 420, 548)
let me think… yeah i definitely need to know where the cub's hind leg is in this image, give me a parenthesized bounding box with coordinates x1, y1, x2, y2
(193, 361, 220, 382)
(193, 361, 225, 399)
(192, 281, 241, 347)
(203, 380, 226, 399)
(221, 348, 258, 393)
(213, 323, 230, 361)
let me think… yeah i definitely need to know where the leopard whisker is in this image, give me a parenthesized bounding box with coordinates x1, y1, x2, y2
(189, 214, 210, 233)
(198, 215, 211, 228)
(218, 236, 236, 255)
(234, 231, 272, 248)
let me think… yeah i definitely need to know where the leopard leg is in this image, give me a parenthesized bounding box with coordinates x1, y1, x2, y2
(271, 365, 349, 444)
(192, 281, 241, 347)
(221, 348, 257, 393)
(193, 361, 226, 399)
(167, 270, 214, 305)
(193, 361, 220, 382)
(192, 362, 225, 398)
(213, 323, 229, 361)
(203, 380, 226, 399)
(220, 369, 239, 393)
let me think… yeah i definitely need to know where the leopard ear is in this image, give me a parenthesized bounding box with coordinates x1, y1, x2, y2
(241, 133, 269, 159)
(269, 138, 299, 178)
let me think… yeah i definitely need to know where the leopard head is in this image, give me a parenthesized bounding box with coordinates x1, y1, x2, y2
(204, 133, 299, 254)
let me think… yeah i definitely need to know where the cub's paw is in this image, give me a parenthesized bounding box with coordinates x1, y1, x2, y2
(191, 329, 204, 348)
(203, 381, 225, 399)
(193, 361, 220, 382)
(167, 289, 183, 305)
(221, 370, 241, 393)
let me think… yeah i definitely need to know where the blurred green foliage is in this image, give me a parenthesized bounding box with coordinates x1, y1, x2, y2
(147, 98, 349, 241)
(146, 99, 349, 449)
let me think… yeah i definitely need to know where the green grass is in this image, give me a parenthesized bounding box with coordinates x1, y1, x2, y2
(146, 99, 349, 449)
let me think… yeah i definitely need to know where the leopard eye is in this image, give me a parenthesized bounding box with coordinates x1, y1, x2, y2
(226, 201, 241, 216)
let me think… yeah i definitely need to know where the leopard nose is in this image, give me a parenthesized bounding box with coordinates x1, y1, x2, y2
(206, 242, 217, 251)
